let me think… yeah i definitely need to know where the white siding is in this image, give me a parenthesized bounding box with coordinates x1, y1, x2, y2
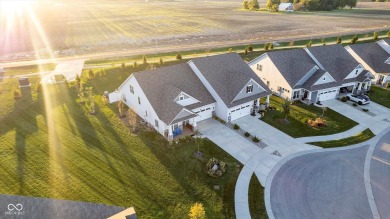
(188, 61, 229, 121)
(313, 72, 336, 85)
(192, 103, 216, 122)
(249, 55, 293, 100)
(344, 64, 364, 80)
(119, 75, 166, 135)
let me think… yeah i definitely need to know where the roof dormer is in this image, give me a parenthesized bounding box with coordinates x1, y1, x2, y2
(175, 92, 201, 106)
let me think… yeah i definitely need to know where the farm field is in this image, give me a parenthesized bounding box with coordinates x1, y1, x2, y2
(1, 0, 390, 61)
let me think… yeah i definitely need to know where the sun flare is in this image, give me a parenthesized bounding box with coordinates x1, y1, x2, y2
(0, 0, 34, 18)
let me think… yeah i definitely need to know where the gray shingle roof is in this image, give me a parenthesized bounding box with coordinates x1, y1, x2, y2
(266, 49, 317, 88)
(348, 42, 390, 74)
(133, 63, 215, 125)
(190, 53, 271, 108)
(307, 44, 360, 81)
(297, 69, 330, 91)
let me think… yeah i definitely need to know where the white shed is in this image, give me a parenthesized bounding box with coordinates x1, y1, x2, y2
(279, 3, 294, 12)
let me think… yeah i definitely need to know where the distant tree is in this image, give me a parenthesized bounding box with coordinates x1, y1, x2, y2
(282, 98, 291, 122)
(176, 52, 182, 60)
(336, 36, 342, 44)
(133, 61, 138, 68)
(350, 35, 359, 44)
(244, 47, 248, 55)
(388, 31, 390, 38)
(121, 62, 125, 70)
(189, 203, 205, 219)
(88, 69, 94, 79)
(373, 32, 379, 40)
(321, 38, 326, 45)
(289, 41, 295, 47)
(243, 0, 249, 9)
(142, 55, 148, 64)
(271, 3, 279, 12)
(128, 109, 137, 132)
(159, 57, 164, 65)
(306, 40, 312, 47)
(248, 44, 253, 52)
(86, 87, 95, 114)
(252, 0, 260, 9)
(228, 48, 233, 52)
(269, 43, 274, 50)
(264, 43, 269, 51)
(267, 0, 280, 10)
(345, 0, 357, 9)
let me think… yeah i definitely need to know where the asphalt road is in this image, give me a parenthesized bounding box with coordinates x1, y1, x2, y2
(270, 144, 372, 219)
(371, 133, 390, 219)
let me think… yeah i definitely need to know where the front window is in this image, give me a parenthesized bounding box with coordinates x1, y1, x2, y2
(130, 85, 134, 94)
(138, 97, 141, 105)
(257, 64, 262, 71)
(293, 90, 300, 99)
(246, 85, 253, 93)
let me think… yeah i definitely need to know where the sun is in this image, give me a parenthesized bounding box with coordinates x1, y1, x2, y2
(0, 0, 34, 18)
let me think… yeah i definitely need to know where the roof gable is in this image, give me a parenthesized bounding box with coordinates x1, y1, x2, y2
(232, 78, 265, 102)
(348, 42, 390, 74)
(175, 91, 201, 106)
(313, 72, 336, 85)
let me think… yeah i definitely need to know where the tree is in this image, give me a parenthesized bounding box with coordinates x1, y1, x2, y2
(252, 0, 260, 9)
(133, 61, 138, 68)
(189, 203, 205, 219)
(321, 38, 326, 45)
(121, 62, 125, 70)
(388, 31, 390, 38)
(306, 40, 312, 47)
(264, 43, 269, 51)
(289, 41, 295, 47)
(321, 107, 327, 117)
(269, 43, 274, 50)
(86, 87, 95, 114)
(143, 55, 147, 64)
(176, 52, 182, 60)
(373, 32, 379, 40)
(350, 35, 358, 44)
(13, 89, 21, 99)
(118, 101, 124, 117)
(282, 98, 291, 122)
(228, 48, 233, 52)
(194, 134, 203, 158)
(271, 3, 279, 12)
(128, 109, 137, 132)
(159, 57, 164, 65)
(243, 0, 249, 9)
(345, 0, 357, 9)
(247, 44, 253, 52)
(244, 47, 248, 55)
(336, 36, 342, 44)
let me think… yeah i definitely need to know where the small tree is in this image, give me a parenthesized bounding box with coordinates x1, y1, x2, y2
(244, 47, 248, 55)
(387, 31, 390, 38)
(142, 55, 147, 65)
(373, 32, 379, 40)
(189, 202, 205, 219)
(350, 35, 358, 44)
(264, 43, 269, 51)
(118, 101, 124, 117)
(247, 44, 253, 52)
(321, 107, 327, 117)
(133, 61, 138, 68)
(86, 87, 95, 114)
(321, 38, 326, 45)
(228, 48, 233, 52)
(289, 41, 294, 47)
(121, 62, 125, 70)
(252, 0, 259, 9)
(128, 109, 137, 132)
(271, 4, 279, 12)
(269, 43, 274, 50)
(243, 0, 249, 9)
(336, 36, 342, 44)
(194, 134, 203, 158)
(306, 40, 312, 47)
(176, 52, 182, 60)
(282, 98, 291, 122)
(159, 57, 164, 65)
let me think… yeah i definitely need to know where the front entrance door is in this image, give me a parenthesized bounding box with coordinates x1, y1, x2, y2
(304, 90, 308, 99)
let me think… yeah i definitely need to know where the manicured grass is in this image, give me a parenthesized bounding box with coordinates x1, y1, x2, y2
(308, 128, 375, 148)
(368, 85, 390, 109)
(261, 96, 358, 138)
(0, 67, 241, 218)
(248, 175, 268, 219)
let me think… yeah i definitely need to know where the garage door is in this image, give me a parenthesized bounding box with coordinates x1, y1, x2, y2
(230, 104, 251, 121)
(195, 107, 213, 121)
(318, 90, 337, 101)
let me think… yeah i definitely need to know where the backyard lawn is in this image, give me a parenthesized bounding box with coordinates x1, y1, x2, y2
(308, 128, 375, 148)
(0, 66, 241, 218)
(261, 95, 358, 138)
(369, 85, 390, 109)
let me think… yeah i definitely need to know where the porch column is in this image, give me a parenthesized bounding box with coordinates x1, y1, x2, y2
(364, 82, 369, 90)
(357, 83, 362, 93)
(192, 118, 198, 132)
(168, 125, 173, 141)
(266, 95, 270, 107)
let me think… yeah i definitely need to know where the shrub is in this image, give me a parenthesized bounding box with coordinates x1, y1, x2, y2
(206, 158, 227, 178)
(386, 82, 390, 88)
(341, 96, 348, 102)
(13, 89, 21, 99)
(243, 0, 249, 9)
(244, 132, 250, 137)
(350, 35, 358, 44)
(186, 135, 192, 141)
(353, 103, 358, 107)
(233, 124, 240, 129)
(289, 41, 294, 47)
(363, 109, 369, 112)
(264, 43, 269, 51)
(306, 40, 312, 47)
(388, 31, 390, 38)
(176, 52, 182, 60)
(244, 47, 248, 55)
(252, 136, 260, 142)
(336, 36, 342, 44)
(373, 32, 379, 40)
(247, 44, 253, 52)
(180, 136, 187, 143)
(269, 43, 274, 50)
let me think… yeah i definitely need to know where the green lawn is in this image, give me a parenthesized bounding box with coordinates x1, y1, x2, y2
(248, 175, 268, 219)
(261, 96, 358, 138)
(0, 66, 241, 218)
(308, 129, 375, 148)
(369, 85, 390, 109)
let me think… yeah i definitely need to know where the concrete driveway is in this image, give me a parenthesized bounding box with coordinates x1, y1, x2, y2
(322, 99, 390, 135)
(267, 129, 390, 219)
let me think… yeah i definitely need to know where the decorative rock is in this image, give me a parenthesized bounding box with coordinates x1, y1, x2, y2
(213, 185, 220, 190)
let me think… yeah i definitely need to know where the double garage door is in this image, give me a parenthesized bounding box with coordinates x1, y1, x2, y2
(194, 107, 213, 121)
(318, 89, 338, 101)
(229, 104, 251, 121)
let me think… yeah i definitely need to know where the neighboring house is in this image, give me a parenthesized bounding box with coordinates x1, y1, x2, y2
(345, 40, 390, 85)
(249, 44, 372, 103)
(116, 53, 271, 140)
(279, 3, 294, 12)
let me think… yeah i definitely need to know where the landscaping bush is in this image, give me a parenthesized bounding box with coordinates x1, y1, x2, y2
(233, 124, 240, 129)
(340, 96, 348, 102)
(212, 115, 226, 124)
(247, 44, 253, 52)
(353, 103, 358, 107)
(252, 136, 260, 143)
(307, 118, 327, 128)
(386, 83, 390, 89)
(180, 136, 187, 143)
(244, 132, 250, 137)
(176, 52, 182, 60)
(363, 109, 369, 112)
(206, 158, 227, 178)
(186, 135, 192, 141)
(13, 90, 21, 99)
